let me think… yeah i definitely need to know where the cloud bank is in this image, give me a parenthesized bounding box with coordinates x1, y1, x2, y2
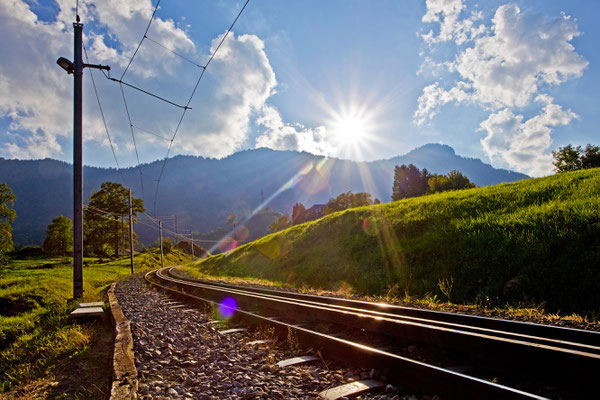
(416, 1, 588, 176)
(0, 0, 332, 164)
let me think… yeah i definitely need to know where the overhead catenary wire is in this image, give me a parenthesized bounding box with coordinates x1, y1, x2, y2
(82, 43, 126, 186)
(119, 83, 145, 201)
(152, 0, 251, 215)
(110, 77, 191, 109)
(102, 0, 251, 217)
(144, 35, 205, 68)
(132, 125, 173, 142)
(86, 206, 220, 245)
(120, 0, 162, 81)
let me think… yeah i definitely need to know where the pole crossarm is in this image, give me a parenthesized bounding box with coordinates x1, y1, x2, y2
(84, 63, 111, 71)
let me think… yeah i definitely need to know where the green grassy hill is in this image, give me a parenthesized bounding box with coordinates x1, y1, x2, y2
(188, 168, 600, 315)
(0, 249, 190, 394)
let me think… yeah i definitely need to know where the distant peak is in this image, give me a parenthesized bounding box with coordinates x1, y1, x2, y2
(411, 143, 456, 155)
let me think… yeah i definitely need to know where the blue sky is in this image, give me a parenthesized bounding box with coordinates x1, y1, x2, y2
(0, 0, 598, 176)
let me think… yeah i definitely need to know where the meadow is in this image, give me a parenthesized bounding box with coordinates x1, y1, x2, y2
(184, 168, 600, 317)
(0, 249, 190, 396)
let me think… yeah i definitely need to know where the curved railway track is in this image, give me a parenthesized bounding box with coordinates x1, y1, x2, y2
(145, 267, 599, 399)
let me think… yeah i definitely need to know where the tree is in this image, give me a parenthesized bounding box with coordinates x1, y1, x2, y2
(392, 164, 431, 200)
(270, 215, 291, 232)
(323, 191, 373, 215)
(162, 238, 173, 254)
(0, 183, 16, 263)
(428, 170, 475, 193)
(552, 144, 600, 172)
(42, 215, 73, 255)
(292, 203, 307, 225)
(84, 182, 145, 256)
(581, 144, 600, 169)
(552, 145, 583, 172)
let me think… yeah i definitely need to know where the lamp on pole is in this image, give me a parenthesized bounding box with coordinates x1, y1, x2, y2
(57, 17, 110, 299)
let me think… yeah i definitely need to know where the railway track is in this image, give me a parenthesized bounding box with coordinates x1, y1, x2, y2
(145, 267, 600, 399)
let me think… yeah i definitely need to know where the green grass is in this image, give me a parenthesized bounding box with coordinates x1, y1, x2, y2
(0, 249, 190, 394)
(185, 168, 600, 317)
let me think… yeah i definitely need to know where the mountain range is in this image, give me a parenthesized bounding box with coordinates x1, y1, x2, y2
(0, 144, 528, 246)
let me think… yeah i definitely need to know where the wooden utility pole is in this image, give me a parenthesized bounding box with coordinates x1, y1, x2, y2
(128, 189, 134, 274)
(159, 220, 164, 269)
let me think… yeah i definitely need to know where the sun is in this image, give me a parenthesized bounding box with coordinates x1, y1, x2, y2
(325, 100, 382, 160)
(334, 115, 368, 144)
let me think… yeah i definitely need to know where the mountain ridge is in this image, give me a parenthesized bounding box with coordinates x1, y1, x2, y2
(0, 144, 528, 245)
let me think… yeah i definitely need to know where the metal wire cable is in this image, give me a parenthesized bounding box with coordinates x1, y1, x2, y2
(119, 83, 145, 201)
(144, 35, 205, 68)
(121, 0, 162, 80)
(109, 77, 190, 109)
(82, 43, 126, 185)
(152, 0, 251, 215)
(132, 125, 173, 142)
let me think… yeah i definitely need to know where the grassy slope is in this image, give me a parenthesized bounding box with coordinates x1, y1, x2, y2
(0, 249, 189, 394)
(186, 168, 600, 315)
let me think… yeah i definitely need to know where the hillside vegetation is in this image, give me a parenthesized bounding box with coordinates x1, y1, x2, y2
(0, 249, 190, 394)
(187, 168, 600, 316)
(0, 144, 527, 245)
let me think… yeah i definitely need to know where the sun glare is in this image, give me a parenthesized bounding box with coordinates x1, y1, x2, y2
(334, 115, 368, 144)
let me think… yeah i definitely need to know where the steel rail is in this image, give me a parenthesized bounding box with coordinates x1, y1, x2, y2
(144, 268, 546, 400)
(167, 268, 600, 348)
(165, 268, 600, 354)
(155, 268, 598, 394)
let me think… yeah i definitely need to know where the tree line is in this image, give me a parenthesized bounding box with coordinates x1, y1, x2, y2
(392, 165, 475, 200)
(1, 142, 599, 259)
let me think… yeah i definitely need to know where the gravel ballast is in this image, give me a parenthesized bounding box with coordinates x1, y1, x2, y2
(114, 275, 421, 400)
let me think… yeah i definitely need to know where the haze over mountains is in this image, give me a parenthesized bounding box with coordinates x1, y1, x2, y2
(1, 144, 528, 245)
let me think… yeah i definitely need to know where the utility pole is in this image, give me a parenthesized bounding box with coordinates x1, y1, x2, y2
(72, 21, 84, 299)
(175, 215, 178, 235)
(128, 189, 134, 274)
(57, 16, 110, 299)
(190, 231, 195, 261)
(159, 220, 164, 269)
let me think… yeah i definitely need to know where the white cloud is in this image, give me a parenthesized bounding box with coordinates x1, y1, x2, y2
(255, 105, 333, 155)
(4, 130, 62, 159)
(0, 0, 194, 160)
(454, 4, 587, 109)
(414, 81, 471, 125)
(1, 0, 329, 164)
(421, 0, 485, 45)
(174, 32, 277, 158)
(416, 2, 588, 176)
(479, 96, 578, 176)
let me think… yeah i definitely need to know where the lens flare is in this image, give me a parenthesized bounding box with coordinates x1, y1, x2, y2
(218, 297, 237, 318)
(218, 236, 238, 252)
(362, 217, 379, 236)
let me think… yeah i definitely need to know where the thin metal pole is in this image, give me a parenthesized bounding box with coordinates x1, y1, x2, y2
(73, 22, 84, 299)
(190, 231, 195, 261)
(159, 220, 164, 269)
(128, 189, 134, 274)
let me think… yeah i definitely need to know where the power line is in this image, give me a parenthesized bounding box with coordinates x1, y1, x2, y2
(133, 124, 173, 142)
(110, 77, 191, 109)
(82, 43, 126, 185)
(145, 35, 205, 68)
(119, 83, 145, 201)
(120, 0, 162, 80)
(152, 0, 251, 215)
(103, 0, 251, 217)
